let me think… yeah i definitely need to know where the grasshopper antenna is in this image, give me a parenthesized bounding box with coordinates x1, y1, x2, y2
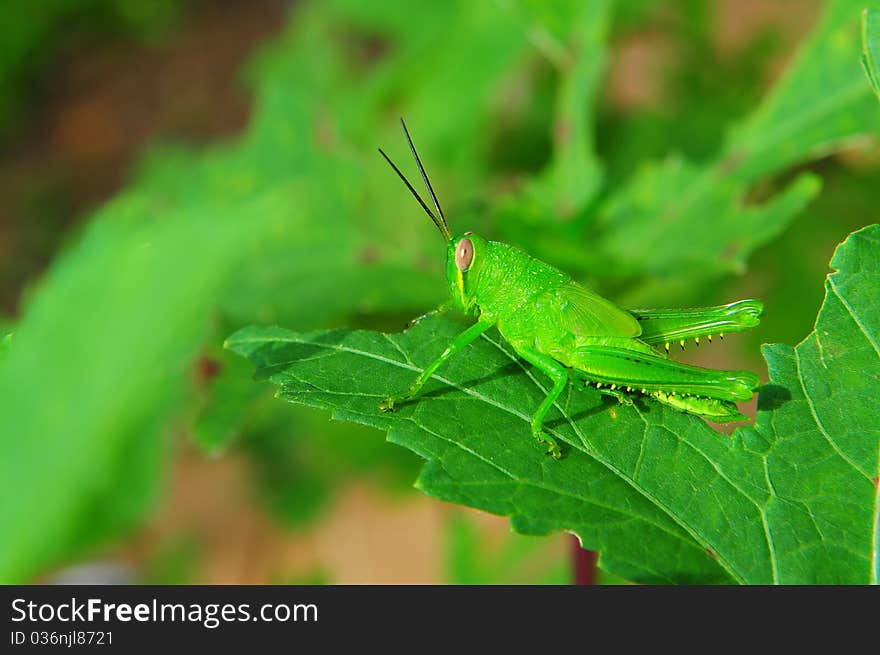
(378, 148, 450, 242)
(398, 117, 449, 240)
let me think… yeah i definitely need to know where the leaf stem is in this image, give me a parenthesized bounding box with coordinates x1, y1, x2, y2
(571, 536, 597, 585)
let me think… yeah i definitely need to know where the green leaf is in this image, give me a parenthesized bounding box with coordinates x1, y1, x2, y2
(753, 225, 880, 583)
(863, 8, 880, 100)
(228, 224, 880, 584)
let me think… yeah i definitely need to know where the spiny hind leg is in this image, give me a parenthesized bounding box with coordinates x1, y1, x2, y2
(651, 391, 749, 422)
(580, 377, 633, 405)
(575, 355, 751, 421)
(518, 348, 569, 459)
(630, 300, 763, 351)
(570, 346, 759, 402)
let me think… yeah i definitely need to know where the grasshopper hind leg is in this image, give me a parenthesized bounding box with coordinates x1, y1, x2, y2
(631, 300, 763, 349)
(579, 374, 750, 423)
(568, 346, 758, 423)
(581, 378, 634, 406)
(650, 391, 749, 422)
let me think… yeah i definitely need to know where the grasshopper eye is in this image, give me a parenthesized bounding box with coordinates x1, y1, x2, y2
(455, 238, 474, 272)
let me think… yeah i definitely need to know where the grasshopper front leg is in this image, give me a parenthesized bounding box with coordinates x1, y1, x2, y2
(379, 320, 494, 411)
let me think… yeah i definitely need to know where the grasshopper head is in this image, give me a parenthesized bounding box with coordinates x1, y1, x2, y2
(381, 119, 489, 311)
(446, 232, 486, 314)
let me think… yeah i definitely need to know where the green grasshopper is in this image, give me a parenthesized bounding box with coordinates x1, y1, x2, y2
(378, 119, 762, 458)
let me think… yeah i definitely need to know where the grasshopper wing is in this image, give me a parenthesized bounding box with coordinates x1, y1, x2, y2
(544, 281, 642, 338)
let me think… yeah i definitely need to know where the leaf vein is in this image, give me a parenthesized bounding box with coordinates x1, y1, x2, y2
(794, 346, 872, 481)
(828, 277, 880, 359)
(478, 332, 745, 583)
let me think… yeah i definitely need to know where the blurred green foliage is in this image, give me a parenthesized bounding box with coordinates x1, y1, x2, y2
(864, 8, 880, 98)
(445, 514, 568, 585)
(0, 0, 879, 583)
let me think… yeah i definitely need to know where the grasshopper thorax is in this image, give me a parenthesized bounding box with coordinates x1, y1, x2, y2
(447, 232, 487, 315)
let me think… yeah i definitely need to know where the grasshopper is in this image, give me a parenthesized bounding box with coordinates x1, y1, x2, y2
(378, 119, 762, 458)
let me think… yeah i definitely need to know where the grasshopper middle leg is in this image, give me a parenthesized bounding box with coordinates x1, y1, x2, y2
(517, 348, 570, 459)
